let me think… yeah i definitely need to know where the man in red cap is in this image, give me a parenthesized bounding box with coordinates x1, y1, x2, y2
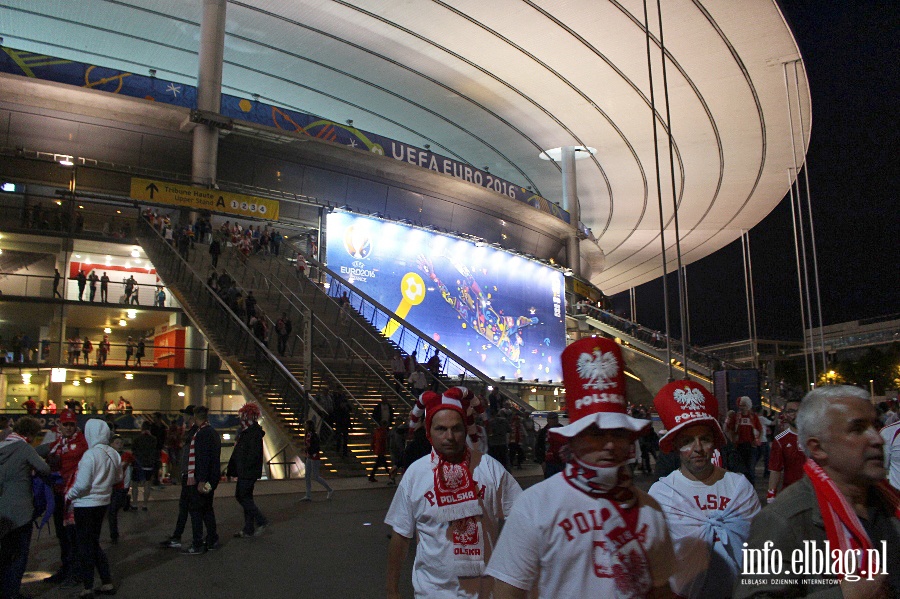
(648, 380, 760, 598)
(487, 337, 675, 598)
(44, 409, 88, 586)
(385, 388, 522, 598)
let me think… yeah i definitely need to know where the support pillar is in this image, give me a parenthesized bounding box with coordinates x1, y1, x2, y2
(191, 0, 227, 188)
(560, 146, 581, 278)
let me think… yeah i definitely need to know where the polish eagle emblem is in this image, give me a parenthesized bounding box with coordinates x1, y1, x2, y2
(576, 350, 619, 390)
(673, 386, 706, 411)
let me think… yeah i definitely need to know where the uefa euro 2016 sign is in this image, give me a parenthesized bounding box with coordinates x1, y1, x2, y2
(326, 212, 566, 381)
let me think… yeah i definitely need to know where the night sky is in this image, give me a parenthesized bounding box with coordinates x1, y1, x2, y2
(611, 0, 899, 347)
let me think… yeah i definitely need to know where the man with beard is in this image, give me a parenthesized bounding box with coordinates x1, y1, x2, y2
(767, 398, 807, 502)
(736, 385, 900, 597)
(649, 380, 760, 598)
(385, 390, 522, 598)
(487, 338, 675, 598)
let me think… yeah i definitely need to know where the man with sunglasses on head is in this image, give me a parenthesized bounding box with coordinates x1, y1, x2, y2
(767, 398, 806, 504)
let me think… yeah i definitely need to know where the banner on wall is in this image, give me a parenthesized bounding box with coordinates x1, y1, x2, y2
(326, 212, 566, 381)
(0, 46, 570, 225)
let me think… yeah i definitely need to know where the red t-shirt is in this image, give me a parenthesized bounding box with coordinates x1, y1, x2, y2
(768, 429, 806, 489)
(115, 451, 135, 490)
(726, 411, 761, 445)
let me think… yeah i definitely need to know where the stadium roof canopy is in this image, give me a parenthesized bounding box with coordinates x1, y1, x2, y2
(0, 0, 810, 294)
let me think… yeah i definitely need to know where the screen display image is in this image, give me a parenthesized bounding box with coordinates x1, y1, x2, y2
(326, 212, 566, 381)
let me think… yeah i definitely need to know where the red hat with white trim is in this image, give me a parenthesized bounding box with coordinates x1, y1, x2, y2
(654, 380, 726, 453)
(553, 337, 649, 438)
(424, 386, 468, 433)
(59, 409, 77, 424)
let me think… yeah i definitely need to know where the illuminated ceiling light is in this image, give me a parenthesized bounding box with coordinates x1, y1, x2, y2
(118, 319, 127, 326)
(59, 156, 74, 166)
(21, 373, 32, 384)
(55, 200, 62, 206)
(127, 310, 137, 319)
(84, 377, 93, 384)
(134, 258, 142, 264)
(178, 391, 185, 397)
(116, 210, 121, 214)
(125, 373, 134, 380)
(51, 368, 66, 382)
(130, 248, 140, 258)
(72, 380, 80, 386)
(78, 205, 84, 209)
(103, 327, 111, 334)
(531, 387, 537, 393)
(74, 254, 81, 259)
(85, 257, 91, 264)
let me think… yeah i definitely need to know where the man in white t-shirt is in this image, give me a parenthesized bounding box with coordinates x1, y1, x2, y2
(385, 390, 521, 598)
(648, 380, 760, 598)
(882, 419, 900, 490)
(487, 337, 675, 599)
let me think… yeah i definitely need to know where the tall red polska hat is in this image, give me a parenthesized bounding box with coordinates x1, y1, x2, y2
(554, 337, 649, 438)
(654, 380, 726, 453)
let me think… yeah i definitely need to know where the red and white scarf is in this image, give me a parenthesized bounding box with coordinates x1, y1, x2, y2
(4, 432, 28, 444)
(804, 460, 900, 579)
(186, 422, 208, 486)
(563, 458, 637, 506)
(431, 449, 484, 577)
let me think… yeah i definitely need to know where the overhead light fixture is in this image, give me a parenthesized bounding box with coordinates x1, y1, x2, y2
(178, 391, 185, 397)
(56, 200, 62, 206)
(59, 156, 74, 166)
(531, 387, 537, 393)
(78, 205, 84, 209)
(125, 373, 133, 380)
(130, 249, 140, 258)
(21, 373, 31, 384)
(84, 377, 93, 384)
(127, 310, 137, 319)
(74, 254, 81, 259)
(118, 319, 127, 326)
(51, 368, 66, 383)
(72, 380, 80, 387)
(103, 327, 111, 334)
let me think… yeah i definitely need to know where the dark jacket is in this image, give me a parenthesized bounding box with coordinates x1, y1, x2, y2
(734, 476, 900, 598)
(191, 424, 221, 489)
(227, 422, 264, 480)
(131, 432, 159, 469)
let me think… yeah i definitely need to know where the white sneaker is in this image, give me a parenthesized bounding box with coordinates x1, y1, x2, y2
(299, 496, 312, 502)
(326, 489, 334, 500)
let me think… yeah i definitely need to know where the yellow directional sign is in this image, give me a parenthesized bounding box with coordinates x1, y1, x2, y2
(130, 178, 280, 221)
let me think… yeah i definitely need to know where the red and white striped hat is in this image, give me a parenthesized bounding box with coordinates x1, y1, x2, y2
(654, 380, 726, 453)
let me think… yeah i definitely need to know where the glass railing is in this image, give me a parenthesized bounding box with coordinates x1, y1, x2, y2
(0, 339, 207, 369)
(136, 216, 330, 432)
(0, 271, 181, 309)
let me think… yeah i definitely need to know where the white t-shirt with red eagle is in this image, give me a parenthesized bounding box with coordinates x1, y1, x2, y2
(648, 469, 760, 598)
(385, 450, 521, 598)
(485, 474, 675, 598)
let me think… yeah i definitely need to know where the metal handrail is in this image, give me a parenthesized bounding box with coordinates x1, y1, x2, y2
(288, 248, 532, 413)
(574, 303, 740, 372)
(135, 217, 332, 432)
(215, 244, 414, 409)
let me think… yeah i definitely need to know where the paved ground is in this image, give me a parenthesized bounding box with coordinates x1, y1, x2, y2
(21, 462, 770, 598)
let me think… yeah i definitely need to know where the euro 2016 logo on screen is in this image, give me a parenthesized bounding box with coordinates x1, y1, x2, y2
(344, 224, 373, 259)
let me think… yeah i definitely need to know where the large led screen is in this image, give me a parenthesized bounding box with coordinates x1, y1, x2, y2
(326, 212, 566, 380)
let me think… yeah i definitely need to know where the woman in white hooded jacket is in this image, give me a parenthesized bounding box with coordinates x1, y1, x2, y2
(67, 419, 120, 598)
